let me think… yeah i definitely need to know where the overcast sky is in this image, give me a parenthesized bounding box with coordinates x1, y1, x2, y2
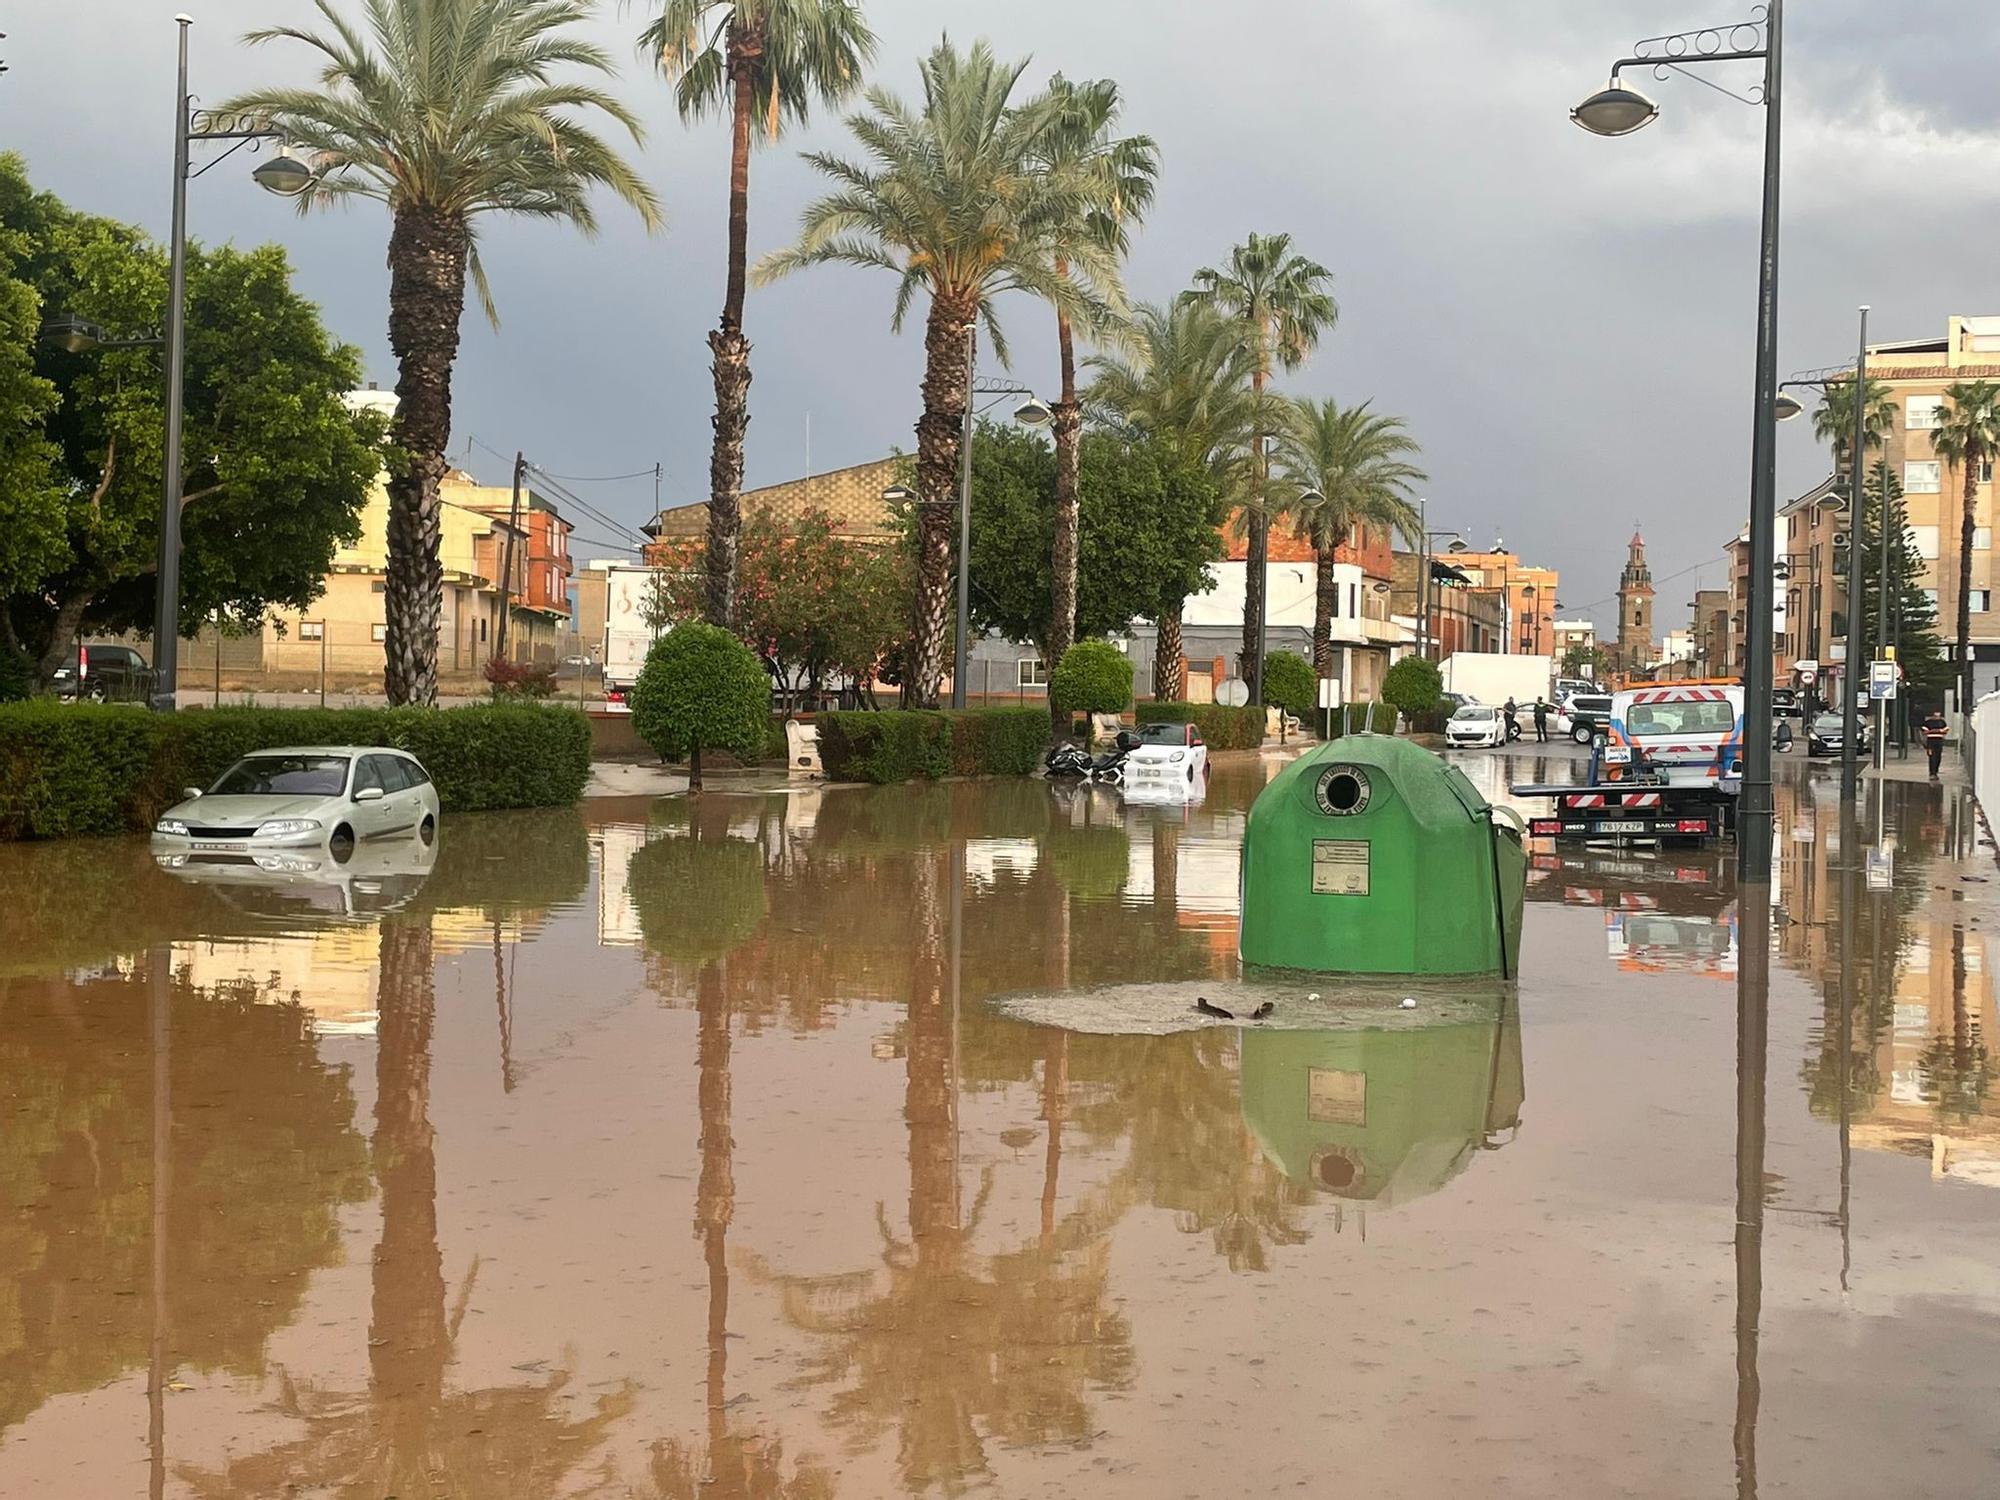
(8, 1, 2000, 636)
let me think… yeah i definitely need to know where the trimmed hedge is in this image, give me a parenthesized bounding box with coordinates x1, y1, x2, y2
(0, 700, 592, 840)
(1137, 701, 1265, 751)
(819, 707, 1050, 784)
(1050, 639, 1133, 716)
(1263, 651, 1317, 723)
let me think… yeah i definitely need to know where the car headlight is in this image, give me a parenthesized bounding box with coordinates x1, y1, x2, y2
(155, 818, 188, 836)
(255, 818, 322, 837)
(1168, 750, 1185, 763)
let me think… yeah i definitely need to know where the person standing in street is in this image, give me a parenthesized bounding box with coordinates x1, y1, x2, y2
(1503, 697, 1519, 742)
(1921, 707, 1949, 781)
(1532, 698, 1550, 743)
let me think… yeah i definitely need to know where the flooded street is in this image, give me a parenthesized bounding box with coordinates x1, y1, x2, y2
(3, 752, 1997, 1497)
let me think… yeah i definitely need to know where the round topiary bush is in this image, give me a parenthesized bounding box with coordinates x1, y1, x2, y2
(629, 622, 771, 790)
(1263, 650, 1316, 721)
(1049, 639, 1134, 717)
(1381, 655, 1443, 727)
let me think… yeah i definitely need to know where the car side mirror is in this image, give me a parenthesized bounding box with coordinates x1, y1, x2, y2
(354, 786, 385, 803)
(182, 786, 202, 799)
(1116, 730, 1138, 751)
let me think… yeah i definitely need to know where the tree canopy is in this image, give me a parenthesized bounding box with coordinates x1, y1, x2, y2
(0, 154, 384, 683)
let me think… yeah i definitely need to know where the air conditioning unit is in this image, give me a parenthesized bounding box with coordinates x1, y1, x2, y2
(1832, 531, 1849, 550)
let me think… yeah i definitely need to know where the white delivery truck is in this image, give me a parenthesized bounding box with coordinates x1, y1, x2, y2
(1439, 652, 1554, 710)
(603, 563, 668, 696)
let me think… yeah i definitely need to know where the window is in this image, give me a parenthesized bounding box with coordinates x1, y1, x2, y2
(299, 620, 324, 640)
(1906, 460, 1942, 494)
(1907, 395, 1944, 430)
(1017, 658, 1048, 688)
(478, 617, 488, 642)
(1922, 588, 1939, 608)
(1975, 591, 1992, 614)
(1978, 528, 1993, 552)
(1348, 583, 1358, 619)
(371, 580, 387, 594)
(376, 756, 414, 792)
(1910, 524, 1941, 560)
(1983, 459, 1995, 485)
(353, 756, 389, 797)
(371, 623, 388, 643)
(1332, 584, 1341, 618)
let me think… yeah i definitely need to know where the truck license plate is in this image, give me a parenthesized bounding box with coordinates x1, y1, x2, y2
(1595, 821, 1646, 835)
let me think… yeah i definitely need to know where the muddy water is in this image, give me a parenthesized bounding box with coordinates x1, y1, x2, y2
(1, 753, 1996, 1497)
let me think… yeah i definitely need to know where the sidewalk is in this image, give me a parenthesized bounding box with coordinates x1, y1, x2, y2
(1861, 747, 1966, 787)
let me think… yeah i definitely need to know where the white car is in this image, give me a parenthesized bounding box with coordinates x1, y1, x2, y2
(1446, 704, 1507, 749)
(152, 746, 440, 860)
(1121, 721, 1209, 794)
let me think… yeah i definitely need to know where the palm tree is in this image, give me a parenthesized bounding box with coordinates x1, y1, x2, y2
(1929, 380, 2000, 712)
(1810, 375, 1896, 475)
(1275, 398, 1425, 680)
(228, 0, 663, 705)
(758, 39, 1115, 707)
(1029, 77, 1158, 721)
(1085, 301, 1264, 698)
(634, 0, 875, 630)
(1185, 233, 1336, 701)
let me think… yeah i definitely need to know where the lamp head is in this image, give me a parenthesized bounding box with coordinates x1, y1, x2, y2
(1570, 82, 1660, 137)
(1297, 487, 1325, 507)
(1774, 391, 1806, 422)
(253, 146, 317, 198)
(1012, 397, 1054, 428)
(880, 483, 918, 507)
(40, 315, 102, 354)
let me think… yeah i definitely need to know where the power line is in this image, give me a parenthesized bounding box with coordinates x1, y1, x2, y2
(462, 435, 658, 542)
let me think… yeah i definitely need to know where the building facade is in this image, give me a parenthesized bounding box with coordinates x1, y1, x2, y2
(1615, 531, 1655, 670)
(1433, 547, 1558, 656)
(1690, 588, 1732, 678)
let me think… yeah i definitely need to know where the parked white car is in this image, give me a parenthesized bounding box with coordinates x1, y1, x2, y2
(1446, 704, 1507, 749)
(152, 746, 440, 860)
(1121, 721, 1208, 794)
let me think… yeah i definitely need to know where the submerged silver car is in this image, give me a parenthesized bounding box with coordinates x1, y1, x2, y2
(151, 746, 440, 859)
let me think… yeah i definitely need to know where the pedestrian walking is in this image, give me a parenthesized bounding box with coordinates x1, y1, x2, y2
(1503, 697, 1520, 742)
(1921, 707, 1949, 781)
(1532, 698, 1550, 743)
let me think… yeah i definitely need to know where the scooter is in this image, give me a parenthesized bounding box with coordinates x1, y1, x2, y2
(1045, 742, 1093, 778)
(1087, 730, 1139, 784)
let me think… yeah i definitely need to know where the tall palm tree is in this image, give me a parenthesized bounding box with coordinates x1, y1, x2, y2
(634, 0, 875, 630)
(1810, 375, 1895, 476)
(1085, 301, 1264, 698)
(228, 0, 663, 705)
(1929, 379, 2000, 712)
(1275, 398, 1425, 680)
(758, 39, 1115, 707)
(1029, 77, 1157, 720)
(1185, 233, 1336, 701)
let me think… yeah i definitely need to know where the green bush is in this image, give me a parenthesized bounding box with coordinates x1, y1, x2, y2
(1264, 651, 1317, 722)
(0, 701, 591, 840)
(819, 707, 1052, 783)
(1136, 701, 1265, 751)
(1382, 656, 1443, 723)
(0, 651, 33, 703)
(628, 622, 770, 788)
(1049, 639, 1134, 716)
(1325, 702, 1399, 737)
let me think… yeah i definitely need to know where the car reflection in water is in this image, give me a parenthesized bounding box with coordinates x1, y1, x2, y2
(152, 833, 438, 924)
(1240, 996, 1524, 1211)
(1528, 845, 1738, 978)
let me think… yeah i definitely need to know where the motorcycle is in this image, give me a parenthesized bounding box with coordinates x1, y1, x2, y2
(1045, 742, 1094, 778)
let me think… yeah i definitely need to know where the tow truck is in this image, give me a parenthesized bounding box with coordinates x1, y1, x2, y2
(1511, 681, 1745, 846)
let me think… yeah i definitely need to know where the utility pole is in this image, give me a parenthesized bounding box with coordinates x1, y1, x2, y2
(495, 451, 524, 661)
(1840, 310, 1866, 801)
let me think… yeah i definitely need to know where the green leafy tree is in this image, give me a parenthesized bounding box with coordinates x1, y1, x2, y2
(1084, 301, 1262, 697)
(1185, 233, 1337, 700)
(1381, 654, 1442, 724)
(1811, 375, 1896, 475)
(226, 0, 664, 706)
(1049, 637, 1133, 717)
(0, 155, 384, 689)
(1027, 76, 1158, 722)
(960, 424, 1224, 658)
(630, 621, 771, 789)
(634, 0, 875, 629)
(1262, 649, 1315, 722)
(1560, 642, 1609, 679)
(758, 39, 1117, 707)
(1928, 380, 2000, 711)
(1274, 397, 1424, 679)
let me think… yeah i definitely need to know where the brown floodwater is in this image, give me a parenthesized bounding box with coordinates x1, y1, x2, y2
(2, 750, 1996, 1498)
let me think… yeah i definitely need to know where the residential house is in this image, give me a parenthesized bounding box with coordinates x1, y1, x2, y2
(1391, 550, 1504, 659)
(1434, 546, 1558, 656)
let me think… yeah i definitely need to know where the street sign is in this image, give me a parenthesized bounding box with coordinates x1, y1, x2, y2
(1869, 660, 1899, 701)
(1217, 677, 1250, 707)
(1867, 847, 1894, 892)
(1317, 676, 1342, 709)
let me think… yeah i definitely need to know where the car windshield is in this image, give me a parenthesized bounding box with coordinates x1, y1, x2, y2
(209, 754, 349, 797)
(1453, 707, 1495, 722)
(1572, 697, 1611, 714)
(1625, 701, 1737, 736)
(1134, 724, 1188, 745)
(1813, 714, 1843, 733)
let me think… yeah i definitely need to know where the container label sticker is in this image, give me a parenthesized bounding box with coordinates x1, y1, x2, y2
(1311, 839, 1370, 895)
(1308, 1067, 1367, 1125)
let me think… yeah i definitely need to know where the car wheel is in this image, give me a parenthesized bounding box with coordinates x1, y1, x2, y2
(419, 814, 436, 847)
(329, 824, 355, 863)
(1572, 725, 1593, 744)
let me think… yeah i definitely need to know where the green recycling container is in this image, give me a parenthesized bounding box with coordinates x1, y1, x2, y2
(1239, 735, 1525, 975)
(1239, 1006, 1524, 1207)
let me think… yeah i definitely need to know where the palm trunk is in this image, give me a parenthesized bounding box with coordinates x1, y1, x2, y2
(907, 853, 958, 1244)
(1154, 602, 1185, 701)
(1312, 531, 1337, 679)
(1243, 366, 1269, 696)
(1048, 296, 1082, 734)
(383, 204, 469, 707)
(705, 38, 760, 631)
(1959, 452, 1978, 713)
(912, 298, 976, 708)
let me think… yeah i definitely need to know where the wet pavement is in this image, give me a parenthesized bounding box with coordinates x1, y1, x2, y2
(2, 751, 1996, 1497)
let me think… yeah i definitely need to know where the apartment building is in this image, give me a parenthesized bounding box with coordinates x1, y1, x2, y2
(1434, 546, 1558, 656)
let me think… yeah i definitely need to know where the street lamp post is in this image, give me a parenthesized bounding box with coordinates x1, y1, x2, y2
(1417, 524, 1465, 660)
(1574, 2, 1783, 880)
(146, 15, 316, 712)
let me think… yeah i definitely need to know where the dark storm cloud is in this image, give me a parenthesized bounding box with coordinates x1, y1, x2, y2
(5, 0, 1996, 631)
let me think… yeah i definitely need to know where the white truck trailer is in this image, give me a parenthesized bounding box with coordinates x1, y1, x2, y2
(602, 563, 667, 694)
(1439, 651, 1554, 708)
